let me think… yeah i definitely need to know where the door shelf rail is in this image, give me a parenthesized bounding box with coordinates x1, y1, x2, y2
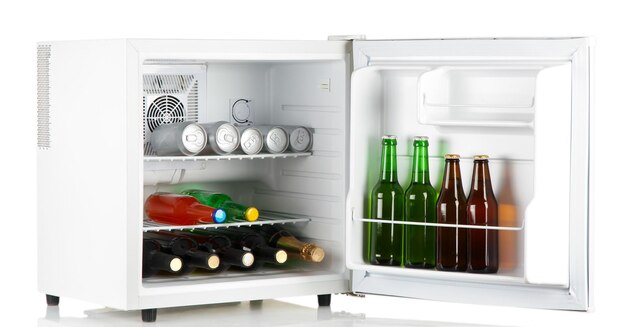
(143, 212, 311, 232)
(353, 217, 524, 231)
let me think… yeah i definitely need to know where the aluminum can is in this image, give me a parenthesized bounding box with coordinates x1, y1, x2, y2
(255, 125, 289, 154)
(236, 126, 264, 155)
(150, 122, 207, 156)
(282, 125, 313, 152)
(200, 121, 240, 155)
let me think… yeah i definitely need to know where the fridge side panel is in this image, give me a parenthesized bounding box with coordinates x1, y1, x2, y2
(125, 41, 143, 310)
(37, 40, 135, 309)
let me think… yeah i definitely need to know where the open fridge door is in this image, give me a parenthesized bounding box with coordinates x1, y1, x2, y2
(346, 38, 591, 310)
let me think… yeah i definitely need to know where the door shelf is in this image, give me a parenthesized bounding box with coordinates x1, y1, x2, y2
(350, 263, 527, 285)
(143, 211, 311, 232)
(354, 217, 524, 231)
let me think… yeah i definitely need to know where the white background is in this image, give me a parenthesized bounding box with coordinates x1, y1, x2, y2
(0, 0, 623, 326)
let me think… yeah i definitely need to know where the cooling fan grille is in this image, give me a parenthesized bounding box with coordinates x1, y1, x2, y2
(145, 95, 186, 132)
(142, 70, 203, 156)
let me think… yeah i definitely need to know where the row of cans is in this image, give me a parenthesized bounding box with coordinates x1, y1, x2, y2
(150, 121, 313, 156)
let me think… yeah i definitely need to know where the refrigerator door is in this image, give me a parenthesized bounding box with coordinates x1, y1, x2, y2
(347, 38, 591, 310)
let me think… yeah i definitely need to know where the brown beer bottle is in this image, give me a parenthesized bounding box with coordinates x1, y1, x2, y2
(436, 154, 467, 271)
(467, 155, 499, 273)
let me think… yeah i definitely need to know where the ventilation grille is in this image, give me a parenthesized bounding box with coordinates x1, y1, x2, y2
(142, 70, 203, 156)
(37, 45, 51, 149)
(146, 95, 186, 132)
(143, 74, 195, 95)
(187, 80, 199, 122)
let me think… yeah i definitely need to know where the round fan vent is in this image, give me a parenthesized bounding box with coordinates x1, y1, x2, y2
(146, 95, 186, 132)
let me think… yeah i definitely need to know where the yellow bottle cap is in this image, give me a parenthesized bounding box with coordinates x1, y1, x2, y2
(474, 154, 489, 160)
(245, 207, 259, 222)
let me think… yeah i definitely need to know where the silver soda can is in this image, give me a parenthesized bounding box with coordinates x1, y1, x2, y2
(236, 126, 264, 155)
(150, 122, 207, 156)
(282, 125, 313, 152)
(200, 121, 240, 155)
(255, 125, 289, 154)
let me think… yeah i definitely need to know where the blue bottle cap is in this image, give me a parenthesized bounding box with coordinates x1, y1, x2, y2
(213, 209, 227, 224)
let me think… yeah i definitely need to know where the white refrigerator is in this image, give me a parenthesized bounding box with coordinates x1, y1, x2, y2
(36, 37, 592, 322)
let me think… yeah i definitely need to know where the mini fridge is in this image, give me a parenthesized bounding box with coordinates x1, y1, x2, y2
(37, 37, 592, 322)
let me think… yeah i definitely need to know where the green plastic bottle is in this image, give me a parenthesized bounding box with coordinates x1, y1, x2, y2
(404, 136, 437, 269)
(181, 190, 259, 222)
(368, 135, 404, 266)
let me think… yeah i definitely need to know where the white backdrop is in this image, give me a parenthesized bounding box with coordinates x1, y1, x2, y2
(0, 1, 623, 326)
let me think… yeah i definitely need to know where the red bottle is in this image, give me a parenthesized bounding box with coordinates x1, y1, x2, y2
(145, 193, 227, 225)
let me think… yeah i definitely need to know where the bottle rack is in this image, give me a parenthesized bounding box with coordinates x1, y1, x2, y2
(351, 216, 527, 284)
(352, 217, 524, 231)
(143, 211, 311, 232)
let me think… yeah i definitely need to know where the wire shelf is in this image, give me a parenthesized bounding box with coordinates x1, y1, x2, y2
(143, 211, 311, 232)
(144, 152, 312, 162)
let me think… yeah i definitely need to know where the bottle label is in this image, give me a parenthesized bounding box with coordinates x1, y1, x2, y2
(377, 193, 383, 219)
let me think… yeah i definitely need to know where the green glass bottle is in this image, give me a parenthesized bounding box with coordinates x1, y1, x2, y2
(181, 190, 259, 222)
(404, 136, 437, 269)
(368, 135, 404, 266)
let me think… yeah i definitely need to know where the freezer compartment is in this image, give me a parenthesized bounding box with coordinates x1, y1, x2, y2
(348, 59, 572, 286)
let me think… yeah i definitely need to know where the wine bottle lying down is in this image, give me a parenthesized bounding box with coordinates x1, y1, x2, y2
(144, 232, 221, 274)
(251, 225, 325, 263)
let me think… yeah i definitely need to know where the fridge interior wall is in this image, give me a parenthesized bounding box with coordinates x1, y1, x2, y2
(142, 60, 348, 284)
(348, 62, 573, 285)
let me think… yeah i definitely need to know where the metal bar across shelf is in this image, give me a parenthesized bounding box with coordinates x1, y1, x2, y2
(143, 213, 311, 232)
(354, 217, 524, 231)
(144, 152, 312, 162)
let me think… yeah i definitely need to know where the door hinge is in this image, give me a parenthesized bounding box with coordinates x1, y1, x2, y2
(342, 292, 365, 298)
(328, 35, 366, 41)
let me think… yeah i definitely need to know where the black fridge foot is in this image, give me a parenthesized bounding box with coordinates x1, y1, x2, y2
(46, 295, 60, 306)
(142, 309, 157, 322)
(317, 294, 331, 307)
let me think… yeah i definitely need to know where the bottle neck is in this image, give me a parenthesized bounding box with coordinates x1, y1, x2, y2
(470, 160, 494, 195)
(187, 203, 216, 221)
(411, 141, 430, 184)
(441, 159, 464, 194)
(275, 235, 325, 262)
(380, 142, 399, 182)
